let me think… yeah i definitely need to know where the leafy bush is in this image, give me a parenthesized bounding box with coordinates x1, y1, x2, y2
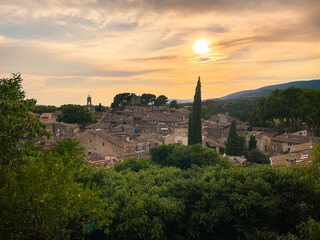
(246, 148, 270, 164)
(150, 144, 231, 169)
(114, 157, 152, 172)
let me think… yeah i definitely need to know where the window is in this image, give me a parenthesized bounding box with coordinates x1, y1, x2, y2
(178, 140, 182, 144)
(272, 145, 277, 150)
(102, 142, 105, 147)
(265, 139, 267, 144)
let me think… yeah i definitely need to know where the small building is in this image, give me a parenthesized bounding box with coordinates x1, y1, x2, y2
(270, 152, 312, 167)
(164, 127, 188, 145)
(270, 134, 317, 156)
(45, 122, 80, 139)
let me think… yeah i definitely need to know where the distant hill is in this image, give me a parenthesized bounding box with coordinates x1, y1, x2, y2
(168, 99, 193, 104)
(220, 79, 320, 100)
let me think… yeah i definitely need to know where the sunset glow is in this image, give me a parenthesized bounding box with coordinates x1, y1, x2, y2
(0, 1, 319, 106)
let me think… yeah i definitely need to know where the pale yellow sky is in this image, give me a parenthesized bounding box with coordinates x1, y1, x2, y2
(0, 0, 320, 106)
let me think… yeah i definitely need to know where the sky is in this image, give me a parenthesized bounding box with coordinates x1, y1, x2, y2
(0, 0, 320, 106)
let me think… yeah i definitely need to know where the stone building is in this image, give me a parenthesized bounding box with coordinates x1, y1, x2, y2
(270, 133, 318, 156)
(45, 122, 80, 139)
(77, 129, 136, 156)
(129, 93, 141, 105)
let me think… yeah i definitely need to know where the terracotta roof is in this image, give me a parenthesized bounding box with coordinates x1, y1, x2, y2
(57, 122, 80, 128)
(86, 122, 110, 129)
(289, 142, 315, 153)
(144, 112, 180, 122)
(272, 134, 315, 144)
(87, 152, 106, 161)
(91, 129, 133, 148)
(29, 112, 41, 118)
(254, 132, 277, 139)
(40, 113, 52, 118)
(270, 152, 312, 167)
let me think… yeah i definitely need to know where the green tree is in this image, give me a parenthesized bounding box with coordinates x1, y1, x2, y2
(111, 93, 131, 109)
(33, 105, 58, 114)
(189, 77, 202, 145)
(150, 143, 230, 169)
(0, 73, 49, 165)
(239, 135, 246, 155)
(57, 104, 97, 127)
(169, 100, 179, 108)
(188, 111, 193, 145)
(141, 93, 156, 105)
(155, 95, 168, 106)
(246, 148, 270, 164)
(226, 120, 239, 155)
(249, 134, 257, 150)
(0, 74, 111, 239)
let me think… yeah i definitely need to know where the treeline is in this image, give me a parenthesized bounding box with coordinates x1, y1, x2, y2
(195, 87, 320, 135)
(2, 74, 320, 239)
(111, 93, 168, 109)
(257, 87, 320, 135)
(186, 98, 261, 125)
(34, 104, 110, 114)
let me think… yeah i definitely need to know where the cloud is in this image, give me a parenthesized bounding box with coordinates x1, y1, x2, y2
(0, 0, 320, 105)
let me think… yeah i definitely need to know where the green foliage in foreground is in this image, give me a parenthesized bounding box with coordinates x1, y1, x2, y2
(77, 159, 320, 240)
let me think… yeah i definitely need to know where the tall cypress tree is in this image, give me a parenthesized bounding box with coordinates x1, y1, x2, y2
(188, 77, 202, 145)
(226, 120, 239, 155)
(188, 111, 193, 145)
(248, 135, 257, 150)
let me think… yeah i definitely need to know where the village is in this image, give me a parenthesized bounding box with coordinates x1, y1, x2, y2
(30, 94, 320, 168)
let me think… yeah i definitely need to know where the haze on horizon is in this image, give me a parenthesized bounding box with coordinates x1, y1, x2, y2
(0, 0, 320, 106)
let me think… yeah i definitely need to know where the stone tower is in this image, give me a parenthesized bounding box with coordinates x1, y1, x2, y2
(87, 94, 92, 106)
(86, 95, 95, 112)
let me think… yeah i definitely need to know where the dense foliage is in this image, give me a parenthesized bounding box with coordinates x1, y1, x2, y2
(57, 104, 97, 127)
(150, 144, 231, 169)
(0, 74, 110, 239)
(77, 158, 320, 240)
(201, 98, 260, 125)
(245, 148, 270, 164)
(257, 87, 320, 135)
(0, 73, 49, 165)
(111, 93, 168, 109)
(33, 105, 58, 114)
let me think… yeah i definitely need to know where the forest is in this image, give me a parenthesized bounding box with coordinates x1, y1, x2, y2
(1, 74, 320, 239)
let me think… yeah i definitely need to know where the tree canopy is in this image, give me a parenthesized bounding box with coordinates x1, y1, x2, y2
(57, 104, 97, 127)
(257, 87, 320, 135)
(155, 95, 168, 106)
(141, 93, 156, 105)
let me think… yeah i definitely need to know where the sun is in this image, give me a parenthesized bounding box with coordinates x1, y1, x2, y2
(193, 38, 211, 54)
